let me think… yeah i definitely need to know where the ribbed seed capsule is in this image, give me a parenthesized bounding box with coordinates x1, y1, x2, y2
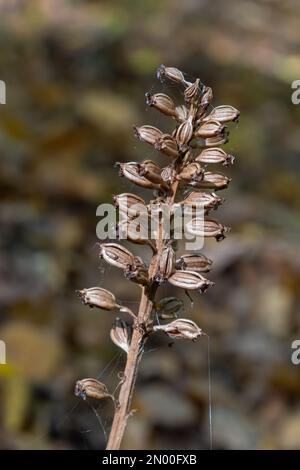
(204, 132, 229, 147)
(138, 160, 167, 187)
(195, 120, 225, 138)
(75, 378, 111, 401)
(110, 318, 132, 354)
(175, 116, 194, 149)
(184, 78, 201, 103)
(116, 162, 161, 190)
(161, 165, 176, 183)
(174, 105, 188, 123)
(77, 287, 118, 311)
(145, 92, 175, 117)
(100, 243, 134, 269)
(117, 219, 149, 246)
(113, 193, 148, 219)
(168, 270, 214, 292)
(153, 318, 203, 341)
(176, 253, 212, 272)
(195, 147, 235, 166)
(154, 297, 185, 319)
(155, 244, 175, 283)
(179, 191, 224, 211)
(133, 125, 163, 146)
(186, 218, 230, 241)
(177, 162, 203, 182)
(203, 105, 240, 123)
(155, 134, 179, 158)
(200, 86, 213, 109)
(189, 172, 231, 190)
(124, 256, 149, 286)
(157, 65, 186, 85)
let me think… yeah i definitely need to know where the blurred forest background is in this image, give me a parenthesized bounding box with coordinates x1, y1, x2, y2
(0, 0, 300, 450)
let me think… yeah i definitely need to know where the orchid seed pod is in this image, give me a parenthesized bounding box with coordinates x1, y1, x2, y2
(154, 297, 185, 319)
(168, 270, 214, 292)
(195, 147, 235, 166)
(117, 219, 154, 248)
(161, 165, 176, 183)
(204, 132, 229, 147)
(75, 378, 112, 401)
(179, 191, 224, 211)
(203, 105, 240, 123)
(199, 86, 213, 109)
(138, 160, 168, 188)
(184, 78, 201, 103)
(174, 104, 188, 123)
(175, 116, 194, 149)
(116, 162, 162, 190)
(77, 287, 119, 311)
(194, 120, 225, 138)
(100, 243, 134, 269)
(176, 253, 212, 272)
(110, 318, 132, 354)
(155, 134, 179, 159)
(186, 218, 230, 241)
(145, 92, 176, 117)
(124, 256, 149, 286)
(153, 318, 203, 341)
(189, 172, 231, 190)
(177, 162, 203, 182)
(113, 193, 148, 219)
(157, 64, 186, 86)
(155, 244, 175, 283)
(133, 125, 163, 146)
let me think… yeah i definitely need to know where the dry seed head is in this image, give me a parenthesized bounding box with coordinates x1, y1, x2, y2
(100, 243, 134, 269)
(110, 318, 132, 354)
(77, 287, 119, 311)
(157, 64, 186, 85)
(176, 253, 212, 272)
(195, 147, 235, 166)
(153, 318, 203, 341)
(145, 92, 175, 117)
(186, 218, 230, 241)
(75, 378, 111, 401)
(195, 120, 225, 138)
(168, 270, 214, 292)
(203, 105, 240, 123)
(154, 297, 185, 319)
(133, 125, 163, 146)
(189, 172, 231, 190)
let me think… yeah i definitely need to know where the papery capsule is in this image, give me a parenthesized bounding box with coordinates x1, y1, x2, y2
(75, 378, 111, 401)
(116, 162, 161, 190)
(200, 86, 213, 109)
(113, 193, 148, 219)
(195, 120, 225, 138)
(175, 116, 194, 150)
(124, 256, 149, 286)
(133, 125, 163, 146)
(161, 165, 176, 183)
(174, 105, 188, 123)
(203, 105, 240, 123)
(184, 78, 201, 103)
(154, 297, 185, 319)
(195, 147, 234, 166)
(155, 244, 175, 283)
(157, 65, 186, 85)
(100, 243, 134, 269)
(168, 270, 214, 292)
(176, 253, 212, 272)
(138, 160, 167, 187)
(179, 191, 224, 211)
(204, 132, 229, 147)
(177, 162, 203, 182)
(77, 287, 119, 311)
(186, 218, 230, 241)
(153, 318, 203, 341)
(110, 318, 132, 354)
(189, 172, 231, 190)
(155, 134, 179, 158)
(145, 92, 175, 117)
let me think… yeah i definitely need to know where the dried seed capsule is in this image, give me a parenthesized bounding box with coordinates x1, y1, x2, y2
(204, 132, 229, 147)
(186, 218, 230, 241)
(179, 191, 224, 211)
(133, 125, 163, 146)
(176, 253, 212, 272)
(195, 147, 234, 166)
(153, 318, 203, 341)
(117, 219, 156, 252)
(189, 172, 231, 190)
(100, 243, 134, 269)
(161, 165, 176, 183)
(174, 104, 188, 123)
(75, 378, 111, 401)
(200, 86, 213, 109)
(113, 193, 148, 219)
(155, 134, 179, 159)
(154, 297, 185, 319)
(110, 318, 132, 354)
(184, 78, 201, 103)
(138, 160, 167, 188)
(145, 92, 175, 117)
(168, 270, 214, 292)
(203, 105, 240, 123)
(194, 120, 225, 138)
(77, 287, 119, 311)
(155, 244, 175, 283)
(124, 256, 149, 286)
(116, 162, 161, 190)
(175, 116, 194, 149)
(177, 162, 203, 182)
(157, 64, 186, 85)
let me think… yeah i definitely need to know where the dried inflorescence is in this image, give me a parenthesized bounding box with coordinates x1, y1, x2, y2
(76, 65, 239, 449)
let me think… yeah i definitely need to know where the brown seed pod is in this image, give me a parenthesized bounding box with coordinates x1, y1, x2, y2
(176, 253, 212, 272)
(124, 256, 149, 286)
(175, 116, 194, 149)
(186, 218, 230, 241)
(116, 162, 161, 190)
(145, 92, 175, 117)
(194, 120, 225, 138)
(155, 134, 179, 159)
(189, 172, 231, 191)
(177, 162, 203, 182)
(153, 318, 203, 340)
(174, 104, 189, 123)
(75, 378, 111, 401)
(133, 125, 163, 146)
(200, 86, 213, 109)
(110, 318, 132, 354)
(168, 270, 214, 292)
(204, 132, 229, 147)
(154, 297, 185, 319)
(161, 165, 176, 183)
(179, 191, 224, 211)
(138, 160, 168, 188)
(157, 64, 186, 85)
(184, 78, 201, 103)
(203, 105, 240, 123)
(117, 219, 156, 252)
(100, 243, 134, 269)
(195, 147, 235, 166)
(77, 287, 119, 311)
(113, 193, 148, 219)
(155, 244, 175, 283)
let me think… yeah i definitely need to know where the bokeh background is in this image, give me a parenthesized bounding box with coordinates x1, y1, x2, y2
(0, 0, 300, 450)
